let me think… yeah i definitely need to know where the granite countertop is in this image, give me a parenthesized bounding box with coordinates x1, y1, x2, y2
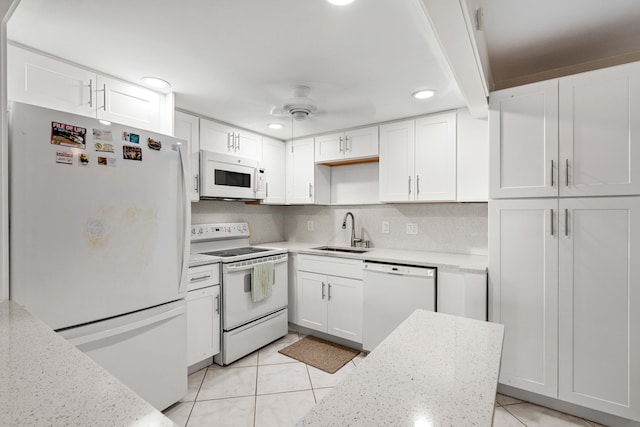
(261, 241, 488, 273)
(298, 309, 504, 426)
(0, 301, 176, 427)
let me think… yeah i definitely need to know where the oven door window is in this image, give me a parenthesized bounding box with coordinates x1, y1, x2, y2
(215, 169, 252, 188)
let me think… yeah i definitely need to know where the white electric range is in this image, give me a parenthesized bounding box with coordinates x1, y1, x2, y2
(190, 223, 288, 365)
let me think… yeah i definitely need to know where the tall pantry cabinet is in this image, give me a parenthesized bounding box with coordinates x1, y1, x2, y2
(489, 61, 640, 422)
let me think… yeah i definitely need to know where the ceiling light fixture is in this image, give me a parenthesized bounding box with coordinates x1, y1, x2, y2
(98, 120, 112, 126)
(141, 77, 171, 89)
(328, 0, 355, 5)
(268, 123, 284, 130)
(412, 89, 436, 100)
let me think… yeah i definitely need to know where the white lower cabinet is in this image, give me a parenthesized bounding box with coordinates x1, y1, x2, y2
(296, 255, 363, 343)
(490, 197, 640, 421)
(437, 268, 487, 321)
(186, 263, 221, 367)
(558, 197, 640, 420)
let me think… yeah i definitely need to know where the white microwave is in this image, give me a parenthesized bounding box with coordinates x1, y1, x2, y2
(200, 150, 266, 200)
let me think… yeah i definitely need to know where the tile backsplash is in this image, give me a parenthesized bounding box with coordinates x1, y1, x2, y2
(192, 201, 487, 255)
(283, 203, 488, 255)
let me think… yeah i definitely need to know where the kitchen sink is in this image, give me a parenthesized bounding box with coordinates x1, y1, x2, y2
(311, 246, 370, 254)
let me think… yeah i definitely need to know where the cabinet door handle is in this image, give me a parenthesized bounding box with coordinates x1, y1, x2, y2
(215, 294, 220, 314)
(565, 159, 569, 187)
(408, 176, 412, 196)
(345, 136, 350, 152)
(550, 209, 554, 236)
(88, 79, 93, 108)
(565, 208, 569, 236)
(309, 183, 313, 198)
(102, 83, 107, 111)
(227, 133, 233, 150)
(322, 282, 325, 299)
(194, 173, 199, 193)
(236, 133, 240, 151)
(328, 283, 332, 301)
(416, 175, 420, 195)
(266, 182, 269, 198)
(339, 136, 344, 153)
(550, 160, 554, 187)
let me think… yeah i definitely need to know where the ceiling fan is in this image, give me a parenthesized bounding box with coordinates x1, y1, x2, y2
(270, 85, 322, 122)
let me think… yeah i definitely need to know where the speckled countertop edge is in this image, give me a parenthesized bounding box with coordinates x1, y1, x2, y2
(297, 309, 504, 426)
(0, 301, 176, 427)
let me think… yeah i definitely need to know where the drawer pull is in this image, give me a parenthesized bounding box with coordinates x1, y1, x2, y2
(190, 274, 211, 283)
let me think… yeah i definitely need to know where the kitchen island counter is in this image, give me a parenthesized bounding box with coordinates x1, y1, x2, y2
(0, 300, 176, 426)
(297, 309, 504, 426)
(262, 241, 487, 273)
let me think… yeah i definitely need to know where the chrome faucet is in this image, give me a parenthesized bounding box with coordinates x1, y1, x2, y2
(342, 212, 362, 247)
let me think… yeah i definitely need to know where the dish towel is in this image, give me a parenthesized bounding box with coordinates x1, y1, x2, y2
(251, 262, 274, 302)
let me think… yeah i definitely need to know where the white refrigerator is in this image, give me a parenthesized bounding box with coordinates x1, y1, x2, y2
(9, 102, 190, 410)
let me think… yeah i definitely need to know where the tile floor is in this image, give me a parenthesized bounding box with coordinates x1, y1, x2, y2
(164, 331, 608, 427)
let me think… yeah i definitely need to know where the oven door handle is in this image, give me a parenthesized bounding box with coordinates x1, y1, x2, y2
(224, 256, 287, 272)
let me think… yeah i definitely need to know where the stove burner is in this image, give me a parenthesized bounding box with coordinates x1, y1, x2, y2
(202, 247, 271, 258)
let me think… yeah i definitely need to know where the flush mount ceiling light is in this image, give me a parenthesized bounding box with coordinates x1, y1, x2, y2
(327, 0, 355, 5)
(412, 89, 437, 100)
(268, 123, 284, 130)
(98, 120, 112, 126)
(141, 76, 171, 89)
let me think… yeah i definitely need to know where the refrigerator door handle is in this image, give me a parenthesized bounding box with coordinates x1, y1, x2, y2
(66, 305, 186, 346)
(177, 143, 189, 294)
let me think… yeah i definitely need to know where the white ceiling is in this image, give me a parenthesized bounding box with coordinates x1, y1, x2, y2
(7, 0, 467, 139)
(475, 0, 640, 86)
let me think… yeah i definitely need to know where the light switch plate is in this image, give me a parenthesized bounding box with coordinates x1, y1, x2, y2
(382, 221, 390, 234)
(406, 223, 418, 235)
(307, 220, 314, 231)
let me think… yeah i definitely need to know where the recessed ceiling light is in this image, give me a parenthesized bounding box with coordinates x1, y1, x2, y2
(268, 123, 284, 130)
(98, 120, 112, 126)
(328, 0, 355, 5)
(412, 89, 436, 100)
(141, 77, 171, 89)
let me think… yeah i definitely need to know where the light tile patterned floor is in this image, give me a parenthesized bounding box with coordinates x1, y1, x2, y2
(164, 331, 608, 427)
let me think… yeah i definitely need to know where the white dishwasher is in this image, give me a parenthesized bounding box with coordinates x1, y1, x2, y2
(362, 262, 436, 351)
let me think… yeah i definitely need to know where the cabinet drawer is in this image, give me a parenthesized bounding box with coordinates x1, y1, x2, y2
(187, 263, 220, 291)
(298, 254, 363, 280)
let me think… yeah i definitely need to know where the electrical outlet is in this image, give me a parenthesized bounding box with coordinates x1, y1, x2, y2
(406, 223, 418, 235)
(307, 220, 314, 231)
(382, 221, 390, 234)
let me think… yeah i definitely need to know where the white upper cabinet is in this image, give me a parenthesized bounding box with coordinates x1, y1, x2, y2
(315, 126, 379, 163)
(286, 138, 330, 205)
(260, 137, 286, 205)
(558, 197, 640, 421)
(8, 44, 94, 116)
(95, 75, 163, 132)
(174, 111, 201, 202)
(489, 80, 559, 199)
(380, 120, 416, 202)
(491, 61, 640, 199)
(559, 62, 640, 197)
(414, 112, 457, 201)
(199, 118, 261, 161)
(379, 112, 457, 202)
(379, 119, 414, 202)
(8, 45, 170, 133)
